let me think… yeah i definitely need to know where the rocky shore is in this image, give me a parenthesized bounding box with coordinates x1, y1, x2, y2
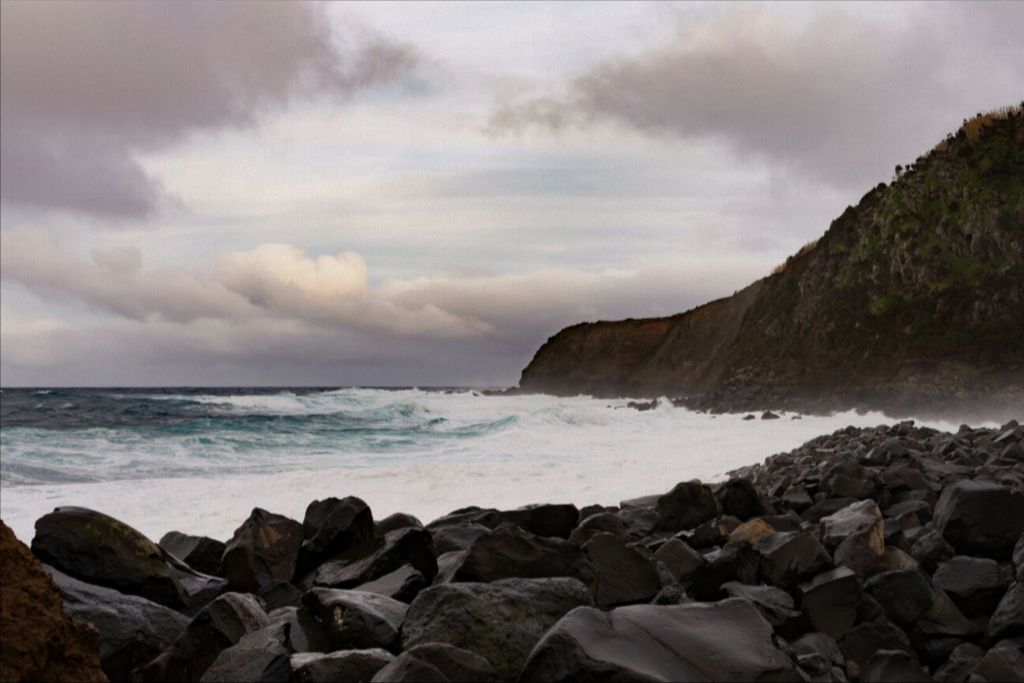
(2, 420, 1023, 682)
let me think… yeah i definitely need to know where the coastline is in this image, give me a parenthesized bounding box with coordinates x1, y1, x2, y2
(3, 417, 1022, 682)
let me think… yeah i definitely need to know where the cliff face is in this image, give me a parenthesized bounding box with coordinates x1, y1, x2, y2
(519, 107, 1024, 412)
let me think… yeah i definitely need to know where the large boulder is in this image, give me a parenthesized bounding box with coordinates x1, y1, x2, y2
(431, 524, 491, 555)
(0, 520, 107, 683)
(198, 624, 291, 683)
(31, 506, 185, 609)
(375, 513, 423, 535)
(838, 620, 913, 667)
(297, 497, 375, 576)
(933, 479, 1024, 559)
(755, 531, 831, 588)
(859, 650, 929, 683)
(303, 588, 407, 652)
(715, 479, 772, 520)
(652, 538, 704, 585)
(447, 524, 594, 585)
(933, 555, 1014, 615)
(159, 532, 225, 577)
(987, 581, 1024, 640)
(582, 533, 660, 608)
(289, 650, 395, 683)
(654, 481, 720, 532)
(134, 592, 270, 682)
(864, 569, 935, 626)
(798, 567, 861, 640)
(426, 507, 504, 530)
(568, 512, 626, 546)
(46, 566, 188, 683)
(312, 527, 437, 588)
(222, 508, 303, 594)
(371, 643, 499, 683)
(820, 500, 885, 576)
(353, 564, 427, 603)
(500, 503, 579, 539)
(519, 598, 795, 682)
(402, 577, 592, 681)
(721, 582, 800, 629)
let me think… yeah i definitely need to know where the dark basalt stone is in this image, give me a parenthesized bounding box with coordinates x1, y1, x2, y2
(374, 513, 422, 536)
(31, 506, 186, 610)
(864, 569, 935, 626)
(820, 462, 882, 500)
(353, 564, 427, 603)
(292, 651, 399, 683)
(933, 643, 985, 682)
(569, 512, 626, 546)
(518, 598, 795, 683)
(302, 588, 407, 653)
(652, 538, 704, 585)
(134, 592, 271, 682)
(910, 528, 955, 573)
(690, 542, 760, 601)
(46, 566, 188, 683)
(798, 567, 861, 640)
(973, 638, 1024, 682)
(654, 481, 720, 532)
(933, 555, 1014, 616)
(289, 649, 394, 683)
(256, 581, 303, 611)
(915, 588, 979, 638)
(859, 650, 929, 683)
(933, 479, 1024, 559)
(987, 581, 1024, 640)
(500, 503, 579, 539)
(426, 507, 504, 530)
(198, 624, 291, 683)
(582, 532, 660, 608)
(721, 581, 800, 628)
(431, 524, 491, 555)
(222, 508, 303, 594)
(297, 497, 375, 576)
(402, 577, 592, 681)
(160, 532, 226, 577)
(715, 478, 772, 521)
(371, 643, 499, 683)
(448, 523, 594, 585)
(755, 531, 831, 588)
(838, 620, 913, 667)
(313, 527, 437, 588)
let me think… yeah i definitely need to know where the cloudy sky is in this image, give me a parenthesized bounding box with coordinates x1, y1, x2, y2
(1, 1, 1021, 387)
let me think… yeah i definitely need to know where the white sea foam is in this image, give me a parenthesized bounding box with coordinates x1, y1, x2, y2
(0, 390, 973, 542)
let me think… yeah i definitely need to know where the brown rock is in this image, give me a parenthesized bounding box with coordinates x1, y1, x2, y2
(0, 519, 108, 683)
(729, 518, 775, 545)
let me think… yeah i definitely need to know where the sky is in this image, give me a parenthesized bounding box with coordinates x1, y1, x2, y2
(1, 1, 1021, 387)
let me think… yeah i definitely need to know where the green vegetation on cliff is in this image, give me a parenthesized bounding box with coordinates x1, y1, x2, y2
(519, 105, 1024, 411)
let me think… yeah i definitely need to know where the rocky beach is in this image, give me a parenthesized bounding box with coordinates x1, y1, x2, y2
(2, 418, 1022, 682)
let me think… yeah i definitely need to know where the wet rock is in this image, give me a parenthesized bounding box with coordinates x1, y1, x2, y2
(289, 649, 394, 683)
(838, 620, 912, 667)
(518, 598, 795, 682)
(933, 479, 1024, 559)
(715, 479, 772, 520)
(353, 564, 427, 603)
(756, 531, 832, 588)
(721, 581, 800, 628)
(303, 588, 406, 652)
(583, 533, 660, 607)
(987, 581, 1024, 639)
(198, 624, 291, 683)
(375, 513, 422, 536)
(568, 512, 625, 546)
(313, 527, 437, 588)
(160, 532, 225, 577)
(864, 569, 935, 626)
(933, 555, 1014, 615)
(46, 566, 188, 683)
(297, 497, 374, 576)
(222, 508, 303, 594)
(0, 520, 107, 683)
(31, 506, 185, 609)
(402, 577, 592, 680)
(371, 643, 499, 683)
(652, 538, 704, 585)
(500, 503, 579, 539)
(134, 592, 271, 682)
(859, 650, 929, 682)
(448, 523, 594, 584)
(654, 481, 720, 532)
(799, 567, 861, 640)
(431, 524, 491, 554)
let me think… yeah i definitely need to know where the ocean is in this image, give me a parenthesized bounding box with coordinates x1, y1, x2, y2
(0, 387, 973, 543)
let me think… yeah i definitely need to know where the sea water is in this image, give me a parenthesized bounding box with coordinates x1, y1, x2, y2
(0, 387, 972, 542)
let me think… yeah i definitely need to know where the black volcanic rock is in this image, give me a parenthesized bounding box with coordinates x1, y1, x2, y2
(933, 479, 1024, 559)
(518, 598, 795, 682)
(198, 625, 291, 683)
(402, 578, 592, 680)
(313, 527, 437, 588)
(431, 524, 491, 554)
(302, 588, 406, 652)
(715, 478, 772, 520)
(353, 564, 427, 603)
(375, 513, 422, 535)
(755, 531, 831, 588)
(654, 481, 720, 532)
(838, 620, 913, 667)
(160, 532, 225, 577)
(371, 643, 499, 683)
(933, 555, 1014, 615)
(448, 524, 594, 585)
(568, 511, 625, 546)
(222, 508, 303, 594)
(289, 649, 394, 683)
(987, 580, 1024, 639)
(500, 503, 579, 539)
(798, 567, 861, 640)
(652, 538, 704, 585)
(582, 532, 660, 608)
(860, 650, 929, 683)
(864, 569, 935, 626)
(298, 497, 375, 575)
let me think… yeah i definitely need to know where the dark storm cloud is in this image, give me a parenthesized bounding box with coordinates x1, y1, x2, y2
(0, 1, 417, 218)
(490, 3, 1024, 189)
